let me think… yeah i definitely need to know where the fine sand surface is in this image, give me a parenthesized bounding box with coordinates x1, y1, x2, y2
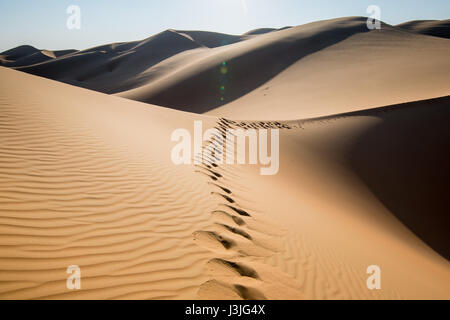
(0, 16, 450, 300)
(0, 66, 449, 299)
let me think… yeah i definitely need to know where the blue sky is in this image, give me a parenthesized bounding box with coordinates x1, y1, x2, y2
(0, 0, 449, 52)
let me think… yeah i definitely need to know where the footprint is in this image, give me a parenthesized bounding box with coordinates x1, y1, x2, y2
(234, 284, 267, 300)
(195, 165, 222, 178)
(197, 280, 242, 300)
(193, 231, 236, 251)
(216, 223, 252, 240)
(208, 170, 222, 178)
(223, 205, 251, 217)
(211, 210, 245, 226)
(194, 170, 218, 181)
(198, 280, 266, 300)
(208, 182, 231, 194)
(211, 192, 235, 203)
(207, 258, 259, 279)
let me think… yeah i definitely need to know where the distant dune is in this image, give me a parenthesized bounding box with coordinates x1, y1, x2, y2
(0, 45, 78, 68)
(0, 16, 449, 300)
(2, 17, 449, 119)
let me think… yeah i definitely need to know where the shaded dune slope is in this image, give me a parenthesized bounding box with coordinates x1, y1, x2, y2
(0, 45, 40, 60)
(0, 45, 77, 68)
(244, 96, 450, 299)
(297, 96, 450, 260)
(397, 19, 450, 39)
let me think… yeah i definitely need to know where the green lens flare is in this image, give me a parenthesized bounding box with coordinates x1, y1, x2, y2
(219, 62, 228, 101)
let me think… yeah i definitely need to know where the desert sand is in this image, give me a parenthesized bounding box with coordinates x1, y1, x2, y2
(0, 17, 449, 300)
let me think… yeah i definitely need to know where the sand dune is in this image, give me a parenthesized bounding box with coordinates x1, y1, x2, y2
(118, 17, 376, 114)
(6, 29, 250, 94)
(2, 17, 449, 120)
(0, 45, 40, 61)
(209, 20, 450, 119)
(0, 66, 217, 299)
(9, 17, 375, 112)
(0, 66, 449, 299)
(0, 15, 449, 300)
(0, 67, 302, 299)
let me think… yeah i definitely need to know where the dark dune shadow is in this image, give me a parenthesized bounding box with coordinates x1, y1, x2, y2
(0, 45, 39, 61)
(397, 19, 450, 39)
(347, 96, 450, 260)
